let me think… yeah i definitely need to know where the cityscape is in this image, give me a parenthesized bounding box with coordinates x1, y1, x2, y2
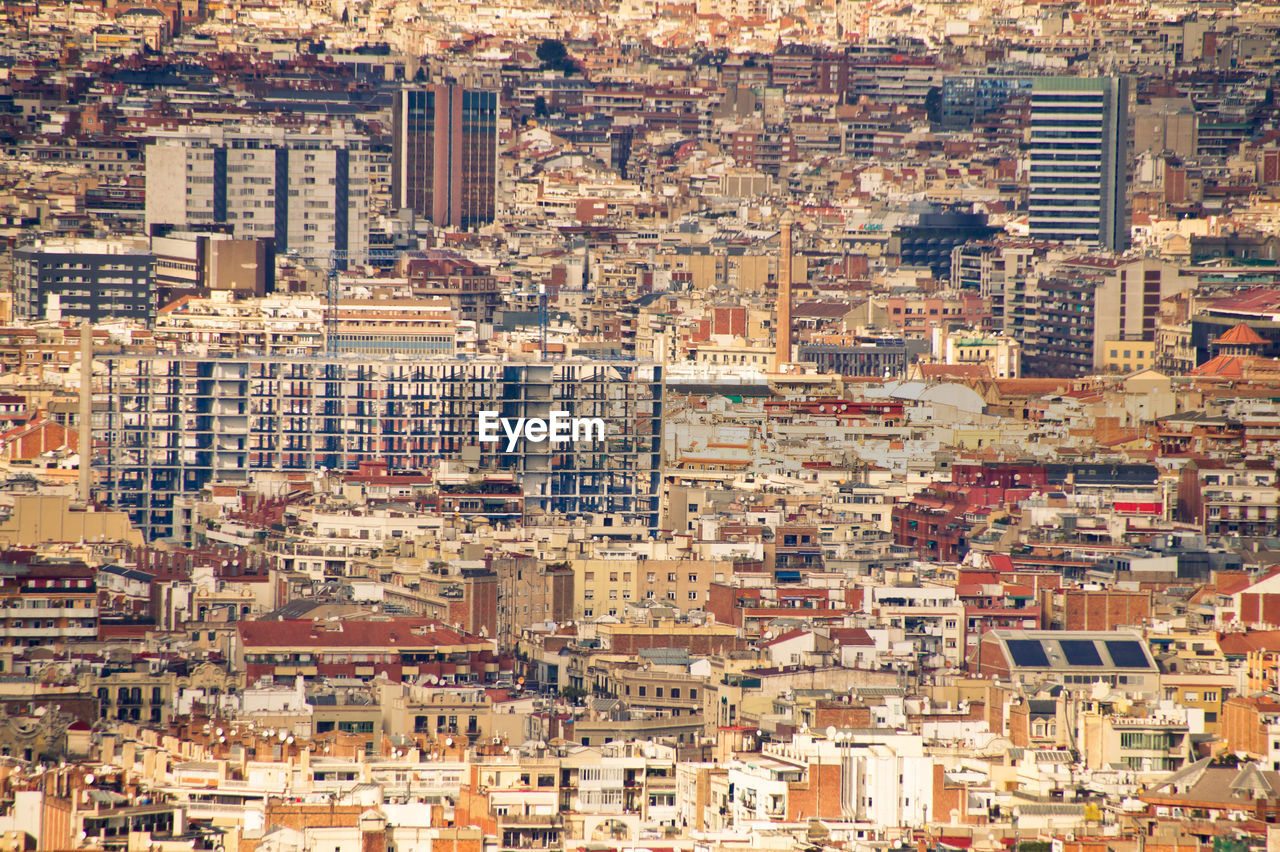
(1, 1, 1280, 852)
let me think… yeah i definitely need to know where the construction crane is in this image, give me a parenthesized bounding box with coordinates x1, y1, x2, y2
(287, 248, 409, 355)
(510, 283, 549, 356)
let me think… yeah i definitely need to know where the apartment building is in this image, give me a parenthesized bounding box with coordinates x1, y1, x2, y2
(94, 356, 664, 540)
(15, 238, 154, 324)
(144, 123, 371, 257)
(1026, 257, 1195, 376)
(234, 618, 505, 686)
(0, 563, 98, 651)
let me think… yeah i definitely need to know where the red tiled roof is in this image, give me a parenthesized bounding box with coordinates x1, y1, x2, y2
(760, 627, 812, 648)
(1218, 630, 1280, 656)
(1216, 323, 1267, 346)
(987, 554, 1014, 573)
(1190, 354, 1246, 378)
(1210, 287, 1280, 314)
(828, 627, 874, 646)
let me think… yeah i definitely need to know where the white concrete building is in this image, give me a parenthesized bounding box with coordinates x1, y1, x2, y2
(145, 123, 371, 258)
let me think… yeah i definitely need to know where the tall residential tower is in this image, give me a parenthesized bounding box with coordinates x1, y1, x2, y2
(393, 84, 499, 229)
(144, 124, 370, 257)
(1028, 76, 1130, 250)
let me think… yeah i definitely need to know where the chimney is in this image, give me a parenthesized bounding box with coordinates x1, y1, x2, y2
(360, 810, 388, 852)
(78, 323, 92, 502)
(776, 216, 793, 369)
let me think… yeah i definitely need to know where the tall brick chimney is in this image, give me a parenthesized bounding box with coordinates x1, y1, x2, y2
(776, 215, 794, 369)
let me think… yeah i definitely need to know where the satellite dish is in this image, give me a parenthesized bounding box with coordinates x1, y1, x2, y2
(445, 737, 453, 747)
(825, 726, 836, 740)
(84, 773, 95, 785)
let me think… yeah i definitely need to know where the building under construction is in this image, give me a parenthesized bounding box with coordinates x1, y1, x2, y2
(94, 355, 663, 541)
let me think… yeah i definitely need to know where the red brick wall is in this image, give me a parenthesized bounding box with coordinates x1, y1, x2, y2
(974, 634, 1011, 679)
(708, 583, 742, 626)
(813, 702, 872, 729)
(8, 420, 75, 460)
(1240, 593, 1280, 628)
(1061, 589, 1152, 630)
(787, 761, 843, 820)
(608, 631, 745, 655)
(1221, 697, 1273, 757)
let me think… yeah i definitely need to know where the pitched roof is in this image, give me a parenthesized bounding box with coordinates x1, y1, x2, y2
(1216, 630, 1280, 656)
(760, 627, 813, 648)
(1216, 322, 1266, 346)
(828, 627, 874, 647)
(1190, 354, 1246, 378)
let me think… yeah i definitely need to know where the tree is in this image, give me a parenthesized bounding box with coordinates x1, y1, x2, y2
(534, 95, 549, 117)
(535, 39, 578, 75)
(536, 38, 567, 66)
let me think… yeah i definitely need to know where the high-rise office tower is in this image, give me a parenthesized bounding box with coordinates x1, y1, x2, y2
(1028, 76, 1130, 250)
(144, 124, 370, 257)
(393, 84, 498, 229)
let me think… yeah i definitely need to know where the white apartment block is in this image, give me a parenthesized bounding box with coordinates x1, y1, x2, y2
(145, 123, 370, 258)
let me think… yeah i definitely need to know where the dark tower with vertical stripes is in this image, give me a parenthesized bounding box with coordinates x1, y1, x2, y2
(393, 84, 498, 229)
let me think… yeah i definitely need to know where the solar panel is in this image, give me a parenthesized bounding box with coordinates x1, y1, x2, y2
(1006, 639, 1050, 668)
(1058, 639, 1104, 667)
(1105, 640, 1151, 669)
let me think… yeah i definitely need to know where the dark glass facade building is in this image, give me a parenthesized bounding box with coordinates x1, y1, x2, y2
(393, 85, 498, 229)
